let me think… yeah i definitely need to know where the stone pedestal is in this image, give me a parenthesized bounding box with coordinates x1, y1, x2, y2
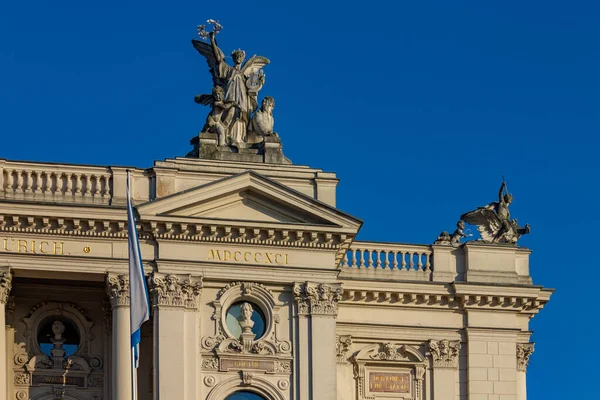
(188, 133, 291, 165)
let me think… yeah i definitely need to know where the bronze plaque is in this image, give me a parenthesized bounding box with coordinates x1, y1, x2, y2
(368, 372, 410, 393)
(32, 374, 85, 387)
(220, 359, 274, 372)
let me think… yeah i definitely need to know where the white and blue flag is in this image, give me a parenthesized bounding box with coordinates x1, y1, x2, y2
(126, 170, 150, 374)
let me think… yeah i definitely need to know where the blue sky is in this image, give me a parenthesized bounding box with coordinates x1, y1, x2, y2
(1, 1, 598, 398)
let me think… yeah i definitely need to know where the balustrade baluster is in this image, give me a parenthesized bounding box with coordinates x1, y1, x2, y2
(15, 170, 23, 191)
(92, 175, 100, 196)
(75, 174, 82, 194)
(359, 249, 365, 268)
(34, 172, 42, 193)
(367, 250, 374, 268)
(400, 252, 407, 270)
(82, 175, 90, 195)
(25, 171, 33, 193)
(383, 251, 390, 269)
(375, 250, 382, 269)
(392, 251, 399, 270)
(424, 253, 431, 271)
(342, 252, 348, 268)
(417, 252, 423, 271)
(409, 252, 415, 270)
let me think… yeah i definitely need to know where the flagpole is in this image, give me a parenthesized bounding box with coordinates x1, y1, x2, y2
(126, 169, 150, 400)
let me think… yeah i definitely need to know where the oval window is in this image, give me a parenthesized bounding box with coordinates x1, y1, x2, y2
(225, 301, 266, 340)
(37, 317, 80, 357)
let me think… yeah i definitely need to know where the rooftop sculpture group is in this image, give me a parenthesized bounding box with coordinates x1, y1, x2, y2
(437, 180, 531, 246)
(188, 20, 287, 163)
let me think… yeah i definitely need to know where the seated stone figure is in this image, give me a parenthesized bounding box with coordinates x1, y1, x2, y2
(248, 96, 276, 137)
(195, 86, 238, 146)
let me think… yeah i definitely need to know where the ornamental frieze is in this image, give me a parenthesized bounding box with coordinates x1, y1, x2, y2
(293, 282, 342, 316)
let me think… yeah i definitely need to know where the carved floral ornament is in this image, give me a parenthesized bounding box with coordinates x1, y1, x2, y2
(0, 267, 12, 304)
(336, 335, 353, 362)
(517, 343, 534, 372)
(202, 281, 292, 360)
(293, 282, 342, 316)
(427, 339, 461, 369)
(148, 273, 203, 309)
(105, 274, 130, 307)
(350, 342, 427, 400)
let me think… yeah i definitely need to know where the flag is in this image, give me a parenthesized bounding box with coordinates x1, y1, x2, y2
(127, 170, 150, 373)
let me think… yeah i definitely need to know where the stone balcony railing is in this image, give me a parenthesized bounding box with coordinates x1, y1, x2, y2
(340, 241, 433, 281)
(0, 160, 113, 204)
(340, 240, 533, 285)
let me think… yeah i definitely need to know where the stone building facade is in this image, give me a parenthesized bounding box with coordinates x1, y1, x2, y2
(0, 156, 552, 400)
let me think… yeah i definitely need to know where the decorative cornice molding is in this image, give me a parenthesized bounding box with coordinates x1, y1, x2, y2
(293, 282, 342, 316)
(517, 343, 534, 372)
(336, 335, 352, 362)
(0, 214, 348, 250)
(148, 273, 202, 309)
(105, 274, 130, 307)
(341, 288, 549, 314)
(428, 339, 461, 369)
(0, 268, 12, 304)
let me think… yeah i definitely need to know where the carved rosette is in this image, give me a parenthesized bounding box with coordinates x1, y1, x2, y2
(105, 274, 130, 307)
(149, 273, 203, 309)
(517, 343, 534, 372)
(0, 268, 12, 304)
(428, 339, 461, 369)
(293, 282, 342, 316)
(336, 335, 352, 362)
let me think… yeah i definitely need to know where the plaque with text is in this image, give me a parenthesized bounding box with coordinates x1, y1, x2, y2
(368, 372, 411, 393)
(220, 359, 275, 372)
(32, 374, 86, 388)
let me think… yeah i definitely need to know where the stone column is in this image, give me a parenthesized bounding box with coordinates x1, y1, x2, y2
(427, 339, 461, 400)
(516, 343, 534, 400)
(293, 282, 341, 400)
(149, 273, 202, 400)
(106, 274, 133, 400)
(0, 268, 12, 400)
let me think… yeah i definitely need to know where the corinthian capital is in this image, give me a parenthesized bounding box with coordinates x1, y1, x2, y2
(428, 339, 461, 369)
(148, 273, 202, 309)
(0, 268, 13, 304)
(517, 343, 534, 372)
(106, 274, 130, 307)
(293, 282, 342, 316)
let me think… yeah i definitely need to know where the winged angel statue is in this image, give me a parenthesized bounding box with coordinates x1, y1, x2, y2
(192, 23, 271, 148)
(460, 181, 531, 244)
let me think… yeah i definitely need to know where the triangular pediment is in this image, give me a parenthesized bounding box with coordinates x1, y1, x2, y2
(137, 171, 362, 229)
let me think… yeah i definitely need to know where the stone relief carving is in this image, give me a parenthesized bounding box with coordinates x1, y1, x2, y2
(517, 343, 534, 372)
(293, 282, 342, 316)
(87, 375, 104, 388)
(427, 339, 461, 369)
(336, 335, 353, 362)
(202, 358, 219, 370)
(148, 273, 203, 309)
(202, 281, 291, 358)
(241, 371, 254, 386)
(0, 268, 12, 304)
(273, 361, 292, 374)
(105, 274, 130, 307)
(204, 375, 217, 387)
(461, 180, 530, 244)
(351, 342, 427, 400)
(14, 372, 30, 385)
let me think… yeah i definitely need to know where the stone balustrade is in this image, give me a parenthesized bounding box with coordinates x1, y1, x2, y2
(0, 160, 112, 204)
(342, 241, 433, 274)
